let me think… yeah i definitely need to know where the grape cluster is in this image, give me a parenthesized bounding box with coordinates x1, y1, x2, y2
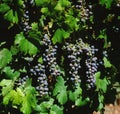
(42, 34, 61, 80)
(20, 0, 35, 33)
(29, 63, 49, 96)
(18, 75, 29, 87)
(85, 46, 99, 89)
(40, 34, 51, 46)
(63, 38, 87, 87)
(75, 0, 93, 22)
(63, 38, 102, 90)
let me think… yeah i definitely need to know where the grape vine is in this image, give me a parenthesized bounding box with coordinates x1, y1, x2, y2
(0, 0, 119, 114)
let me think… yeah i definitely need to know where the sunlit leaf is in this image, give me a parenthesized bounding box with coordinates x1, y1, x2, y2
(52, 29, 70, 44)
(4, 9, 18, 23)
(57, 90, 67, 105)
(103, 57, 112, 68)
(21, 81, 37, 114)
(53, 76, 68, 105)
(95, 72, 109, 93)
(0, 3, 10, 13)
(50, 105, 63, 114)
(0, 48, 12, 68)
(15, 33, 38, 55)
(75, 97, 90, 106)
(35, 99, 54, 113)
(3, 66, 20, 79)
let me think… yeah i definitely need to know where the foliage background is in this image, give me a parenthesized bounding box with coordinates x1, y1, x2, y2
(0, 0, 120, 114)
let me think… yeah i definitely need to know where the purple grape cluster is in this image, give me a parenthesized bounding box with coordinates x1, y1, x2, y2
(42, 34, 61, 79)
(20, 0, 34, 33)
(29, 63, 49, 96)
(18, 75, 29, 87)
(75, 0, 93, 22)
(85, 46, 99, 89)
(63, 38, 102, 90)
(63, 38, 86, 87)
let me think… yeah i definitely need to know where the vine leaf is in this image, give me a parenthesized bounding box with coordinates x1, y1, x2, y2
(4, 9, 18, 24)
(0, 3, 10, 13)
(35, 0, 50, 6)
(53, 76, 68, 105)
(52, 29, 70, 44)
(97, 94, 104, 110)
(0, 48, 12, 69)
(54, 0, 71, 11)
(20, 80, 37, 114)
(103, 57, 112, 68)
(15, 32, 38, 55)
(50, 105, 63, 114)
(65, 14, 79, 30)
(57, 90, 67, 105)
(35, 98, 54, 113)
(3, 88, 24, 105)
(99, 0, 113, 9)
(3, 66, 20, 79)
(0, 79, 13, 104)
(98, 29, 108, 48)
(95, 72, 109, 93)
(69, 86, 89, 106)
(75, 97, 90, 107)
(69, 86, 82, 102)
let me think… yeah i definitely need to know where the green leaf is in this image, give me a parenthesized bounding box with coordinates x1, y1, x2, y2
(3, 66, 20, 79)
(13, 88, 24, 104)
(10, 45, 19, 55)
(38, 56, 43, 64)
(53, 76, 66, 96)
(99, 78, 108, 93)
(21, 95, 32, 114)
(98, 29, 108, 48)
(6, 89, 24, 105)
(15, 33, 38, 55)
(69, 86, 82, 102)
(2, 84, 13, 96)
(0, 79, 13, 104)
(57, 90, 67, 105)
(0, 48, 12, 68)
(74, 86, 82, 100)
(65, 14, 79, 30)
(50, 105, 63, 114)
(52, 29, 63, 44)
(3, 90, 12, 105)
(35, 0, 50, 6)
(4, 9, 18, 23)
(0, 3, 10, 13)
(41, 7, 49, 14)
(60, 0, 71, 7)
(54, 0, 71, 11)
(0, 79, 12, 87)
(54, 2, 64, 11)
(69, 91, 75, 102)
(52, 29, 70, 44)
(75, 97, 90, 106)
(95, 72, 109, 93)
(13, 11, 18, 23)
(21, 82, 37, 114)
(31, 22, 38, 31)
(103, 57, 112, 68)
(97, 94, 104, 110)
(36, 99, 54, 113)
(99, 0, 113, 9)
(53, 76, 68, 105)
